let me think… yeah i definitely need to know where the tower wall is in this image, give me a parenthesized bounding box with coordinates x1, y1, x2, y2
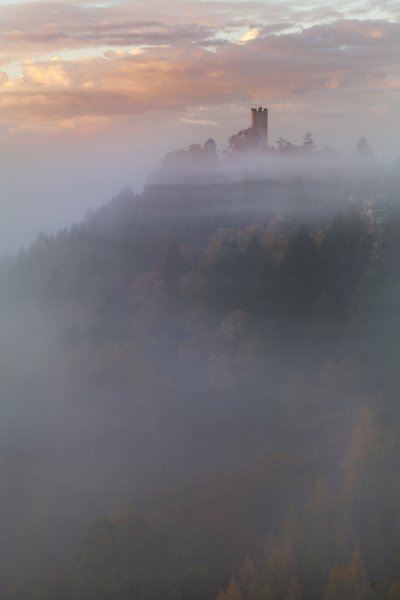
(251, 107, 268, 146)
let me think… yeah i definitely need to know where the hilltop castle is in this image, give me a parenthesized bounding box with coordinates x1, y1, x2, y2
(251, 107, 268, 146)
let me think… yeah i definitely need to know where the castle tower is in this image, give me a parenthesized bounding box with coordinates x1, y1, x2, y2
(251, 107, 268, 146)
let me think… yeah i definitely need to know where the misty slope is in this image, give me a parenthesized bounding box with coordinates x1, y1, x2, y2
(1, 165, 400, 598)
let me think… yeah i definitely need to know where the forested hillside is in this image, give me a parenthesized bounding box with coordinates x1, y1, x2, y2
(1, 160, 400, 598)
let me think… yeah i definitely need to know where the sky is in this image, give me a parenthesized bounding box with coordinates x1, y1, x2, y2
(0, 0, 400, 252)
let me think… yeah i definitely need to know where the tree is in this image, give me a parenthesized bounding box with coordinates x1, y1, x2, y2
(228, 128, 262, 153)
(204, 138, 217, 155)
(224, 578, 243, 600)
(275, 137, 293, 153)
(325, 564, 351, 600)
(160, 139, 218, 170)
(238, 557, 258, 598)
(344, 406, 378, 495)
(286, 576, 302, 599)
(324, 544, 372, 600)
(216, 589, 227, 600)
(354, 136, 373, 160)
(302, 131, 316, 151)
(307, 477, 331, 571)
(349, 544, 372, 600)
(312, 478, 330, 517)
(279, 227, 319, 318)
(388, 582, 400, 599)
(217, 310, 248, 344)
(267, 539, 296, 598)
(162, 241, 185, 296)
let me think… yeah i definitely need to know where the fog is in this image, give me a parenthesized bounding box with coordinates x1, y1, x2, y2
(0, 130, 165, 255)
(0, 118, 394, 256)
(0, 134, 399, 599)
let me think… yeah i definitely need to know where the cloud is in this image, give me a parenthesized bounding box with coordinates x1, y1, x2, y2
(0, 3, 219, 59)
(23, 63, 71, 87)
(240, 28, 260, 43)
(0, 1, 399, 133)
(179, 117, 218, 126)
(0, 1, 398, 59)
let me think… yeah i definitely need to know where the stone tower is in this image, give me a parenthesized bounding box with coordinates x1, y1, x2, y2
(251, 107, 268, 146)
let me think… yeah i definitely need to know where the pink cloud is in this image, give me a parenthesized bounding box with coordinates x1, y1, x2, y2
(0, 2, 398, 133)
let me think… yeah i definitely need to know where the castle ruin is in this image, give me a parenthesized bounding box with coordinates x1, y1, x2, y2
(251, 107, 268, 146)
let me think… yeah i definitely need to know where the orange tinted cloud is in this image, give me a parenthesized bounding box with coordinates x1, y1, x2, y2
(0, 2, 399, 133)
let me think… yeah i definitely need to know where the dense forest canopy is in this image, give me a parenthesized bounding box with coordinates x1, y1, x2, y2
(0, 142, 400, 598)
